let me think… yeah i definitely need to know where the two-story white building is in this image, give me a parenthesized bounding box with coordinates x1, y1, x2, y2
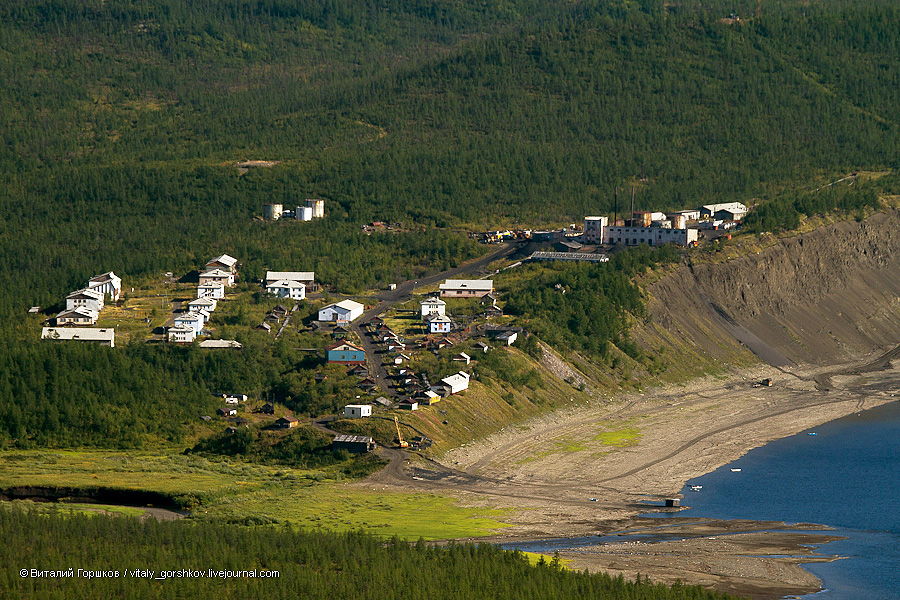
(168, 324, 197, 344)
(66, 288, 104, 313)
(602, 225, 698, 247)
(420, 296, 446, 318)
(425, 313, 452, 334)
(174, 311, 205, 335)
(87, 271, 122, 302)
(187, 296, 217, 313)
(197, 282, 226, 299)
(55, 307, 99, 326)
(266, 279, 306, 300)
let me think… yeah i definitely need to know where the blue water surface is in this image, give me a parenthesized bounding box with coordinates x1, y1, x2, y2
(673, 401, 900, 599)
(500, 401, 900, 599)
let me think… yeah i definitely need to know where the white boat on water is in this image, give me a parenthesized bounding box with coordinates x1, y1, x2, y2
(731, 468, 742, 472)
(690, 485, 702, 491)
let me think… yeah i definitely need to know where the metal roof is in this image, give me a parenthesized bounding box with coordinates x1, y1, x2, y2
(66, 288, 104, 299)
(200, 268, 231, 277)
(439, 279, 494, 291)
(207, 254, 237, 267)
(42, 327, 114, 344)
(333, 434, 374, 444)
(266, 271, 314, 282)
(267, 279, 305, 289)
(199, 340, 242, 348)
(528, 252, 609, 262)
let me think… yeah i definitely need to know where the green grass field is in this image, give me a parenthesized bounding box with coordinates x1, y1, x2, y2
(0, 449, 512, 540)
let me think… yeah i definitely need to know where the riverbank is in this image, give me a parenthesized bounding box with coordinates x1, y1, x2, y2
(551, 519, 844, 600)
(370, 351, 900, 599)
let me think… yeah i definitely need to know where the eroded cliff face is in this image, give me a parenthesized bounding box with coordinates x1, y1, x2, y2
(644, 211, 900, 368)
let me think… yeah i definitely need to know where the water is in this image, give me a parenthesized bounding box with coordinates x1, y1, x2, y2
(671, 401, 900, 599)
(501, 401, 900, 599)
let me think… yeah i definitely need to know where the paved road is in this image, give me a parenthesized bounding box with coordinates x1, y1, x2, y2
(349, 243, 520, 398)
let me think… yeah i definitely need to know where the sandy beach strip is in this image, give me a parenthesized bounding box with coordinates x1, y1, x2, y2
(379, 357, 900, 599)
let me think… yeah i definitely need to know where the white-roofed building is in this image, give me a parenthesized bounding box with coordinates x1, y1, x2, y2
(439, 279, 494, 298)
(266, 279, 306, 300)
(670, 209, 701, 221)
(87, 271, 122, 302)
(343, 404, 372, 419)
(602, 225, 699, 247)
(66, 288, 104, 313)
(265, 271, 315, 286)
(197, 282, 225, 299)
(199, 268, 234, 287)
(42, 327, 115, 347)
(420, 296, 446, 318)
(425, 313, 452, 334)
(187, 297, 217, 313)
(318, 299, 364, 324)
(174, 311, 205, 335)
(435, 371, 470, 395)
(55, 307, 98, 326)
(206, 254, 238, 273)
(700, 202, 748, 220)
(168, 324, 197, 344)
(199, 339, 242, 349)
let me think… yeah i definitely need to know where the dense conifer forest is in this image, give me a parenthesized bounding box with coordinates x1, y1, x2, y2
(1, 507, 746, 600)
(2, 0, 899, 448)
(506, 245, 680, 362)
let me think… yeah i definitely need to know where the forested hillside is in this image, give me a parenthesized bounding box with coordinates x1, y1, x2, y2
(2, 0, 900, 451)
(3, 0, 900, 307)
(0, 507, 745, 600)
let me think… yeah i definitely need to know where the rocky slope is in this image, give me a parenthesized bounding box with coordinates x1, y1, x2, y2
(643, 210, 900, 369)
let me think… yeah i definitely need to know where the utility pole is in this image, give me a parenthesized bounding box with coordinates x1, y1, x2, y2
(630, 186, 636, 224)
(614, 186, 619, 226)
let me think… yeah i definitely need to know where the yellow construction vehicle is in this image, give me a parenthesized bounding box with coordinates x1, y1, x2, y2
(394, 416, 409, 448)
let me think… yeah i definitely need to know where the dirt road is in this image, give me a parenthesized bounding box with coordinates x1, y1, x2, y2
(349, 243, 519, 397)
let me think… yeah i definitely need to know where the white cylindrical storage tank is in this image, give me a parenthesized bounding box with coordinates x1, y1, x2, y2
(298, 206, 313, 221)
(670, 214, 687, 229)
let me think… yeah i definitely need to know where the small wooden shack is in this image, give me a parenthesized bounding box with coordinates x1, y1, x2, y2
(333, 434, 375, 454)
(275, 416, 299, 429)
